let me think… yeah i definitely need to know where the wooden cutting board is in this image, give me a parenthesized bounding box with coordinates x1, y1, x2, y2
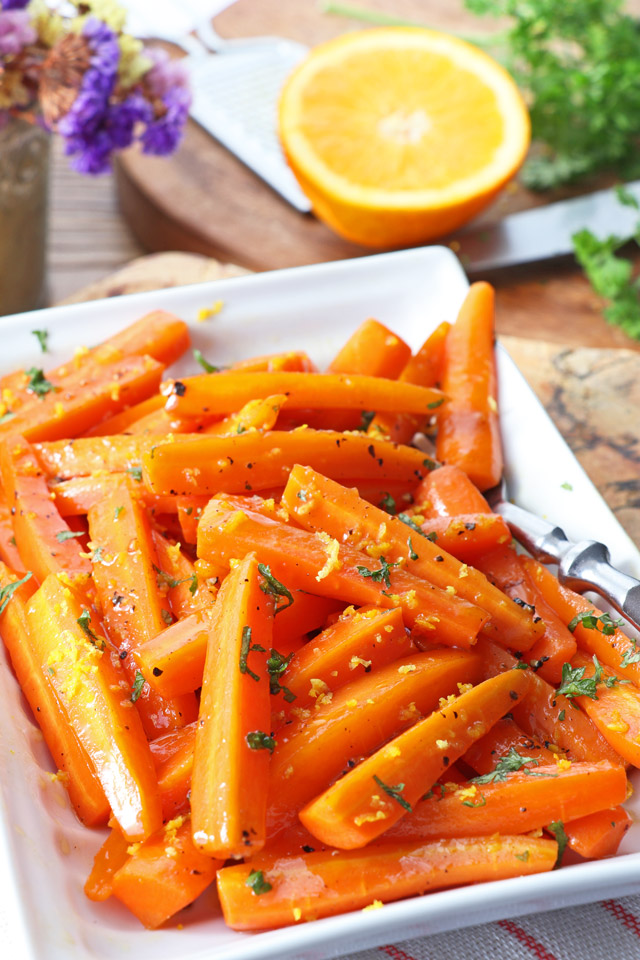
(115, 0, 640, 352)
(61, 250, 640, 548)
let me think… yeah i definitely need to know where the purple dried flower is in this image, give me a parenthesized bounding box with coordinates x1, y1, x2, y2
(140, 46, 191, 156)
(0, 9, 36, 56)
(1, 0, 31, 11)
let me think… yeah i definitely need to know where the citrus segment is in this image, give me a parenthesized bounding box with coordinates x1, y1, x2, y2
(279, 28, 530, 247)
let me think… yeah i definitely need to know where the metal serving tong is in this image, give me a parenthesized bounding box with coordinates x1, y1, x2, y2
(485, 478, 640, 633)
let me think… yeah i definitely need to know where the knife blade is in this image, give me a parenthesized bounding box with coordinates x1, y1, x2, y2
(453, 180, 640, 274)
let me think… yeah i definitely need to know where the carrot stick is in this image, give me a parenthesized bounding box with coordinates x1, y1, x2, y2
(161, 371, 445, 420)
(191, 553, 274, 858)
(0, 435, 92, 586)
(267, 649, 482, 836)
(274, 605, 413, 723)
(231, 351, 317, 373)
(111, 817, 222, 929)
(569, 651, 640, 767)
(0, 561, 109, 826)
(34, 435, 158, 479)
(414, 513, 512, 563)
(151, 529, 215, 619)
(197, 497, 488, 648)
(369, 321, 450, 444)
(415, 463, 490, 515)
(85, 828, 130, 902)
(217, 835, 556, 930)
(0, 355, 165, 444)
(85, 394, 164, 437)
(27, 575, 162, 839)
(135, 609, 215, 699)
(523, 557, 640, 686)
(283, 466, 542, 651)
(51, 474, 177, 518)
(477, 545, 577, 684)
(477, 638, 623, 765)
(143, 430, 435, 496)
(299, 669, 529, 849)
(328, 320, 411, 378)
(565, 806, 632, 860)
(273, 592, 343, 645)
(176, 495, 209, 543)
(385, 761, 626, 841)
(88, 487, 198, 739)
(435, 283, 502, 490)
(151, 723, 197, 821)
(464, 717, 559, 773)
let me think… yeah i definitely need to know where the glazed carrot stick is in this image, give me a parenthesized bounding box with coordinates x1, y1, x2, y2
(27, 575, 162, 840)
(143, 430, 434, 496)
(217, 836, 556, 930)
(34, 434, 159, 479)
(151, 530, 215, 618)
(385, 762, 627, 841)
(231, 350, 317, 373)
(569, 651, 640, 767)
(464, 717, 559, 773)
(328, 320, 411, 378)
(111, 817, 222, 929)
(51, 474, 177, 518)
(176, 495, 209, 543)
(0, 355, 165, 444)
(299, 669, 529, 849)
(191, 553, 274, 858)
(151, 723, 197, 821)
(477, 638, 623, 765)
(0, 491, 26, 573)
(272, 592, 343, 645)
(523, 557, 640, 687)
(88, 487, 198, 738)
(0, 561, 109, 826)
(369, 321, 450, 444)
(283, 466, 542, 651)
(274, 605, 413, 722)
(201, 393, 287, 436)
(415, 463, 490, 515)
(85, 828, 131, 902)
(477, 545, 577, 684)
(197, 497, 488, 648)
(161, 371, 445, 420)
(0, 435, 92, 586)
(267, 649, 482, 836)
(85, 394, 165, 437)
(136, 608, 215, 699)
(126, 408, 205, 436)
(565, 806, 632, 860)
(417, 513, 512, 563)
(435, 283, 502, 490)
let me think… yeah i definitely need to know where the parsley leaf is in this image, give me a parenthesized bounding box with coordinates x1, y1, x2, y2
(471, 747, 541, 785)
(620, 640, 640, 669)
(131, 670, 146, 703)
(258, 563, 294, 614)
(245, 869, 272, 895)
(0, 572, 32, 616)
(266, 648, 296, 702)
(515, 849, 530, 863)
(77, 607, 102, 647)
(246, 731, 276, 753)
(239, 626, 266, 683)
(567, 610, 624, 636)
(32, 329, 49, 353)
(378, 492, 396, 514)
(55, 530, 83, 543)
(373, 774, 412, 812)
(407, 537, 418, 562)
(193, 349, 221, 373)
(397, 513, 428, 538)
(356, 556, 399, 589)
(114, 506, 124, 520)
(555, 658, 604, 704)
(462, 794, 487, 808)
(360, 410, 376, 431)
(127, 466, 143, 483)
(548, 820, 569, 869)
(26, 367, 57, 398)
(153, 564, 191, 591)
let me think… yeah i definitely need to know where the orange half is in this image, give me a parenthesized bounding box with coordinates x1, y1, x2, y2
(279, 28, 530, 247)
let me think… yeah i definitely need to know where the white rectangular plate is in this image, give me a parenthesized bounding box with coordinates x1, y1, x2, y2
(1, 246, 639, 960)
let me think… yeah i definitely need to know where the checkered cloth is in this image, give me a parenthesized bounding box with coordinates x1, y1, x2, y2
(346, 896, 640, 960)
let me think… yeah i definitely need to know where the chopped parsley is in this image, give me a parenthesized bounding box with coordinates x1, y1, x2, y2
(126, 466, 143, 483)
(77, 607, 102, 647)
(26, 367, 57, 398)
(55, 530, 83, 543)
(154, 564, 192, 591)
(554, 655, 623, 705)
(245, 869, 272, 895)
(567, 610, 624, 636)
(266, 648, 296, 702)
(373, 774, 412, 812)
(0, 412, 15, 425)
(0, 572, 32, 616)
(193, 349, 221, 373)
(246, 731, 276, 753)
(32, 329, 49, 353)
(397, 513, 428, 537)
(239, 626, 265, 683)
(561, 481, 573, 491)
(360, 410, 376, 431)
(471, 748, 541, 785)
(258, 563, 294, 614)
(427, 397, 445, 410)
(548, 820, 569, 869)
(378, 492, 396, 514)
(462, 794, 487, 808)
(161, 609, 174, 626)
(131, 670, 146, 703)
(515, 850, 530, 863)
(356, 556, 399, 589)
(620, 639, 640, 669)
(188, 573, 198, 596)
(407, 537, 418, 562)
(558, 709, 566, 722)
(114, 506, 124, 520)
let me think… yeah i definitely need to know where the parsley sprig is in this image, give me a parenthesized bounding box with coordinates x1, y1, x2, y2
(239, 626, 266, 683)
(0, 572, 32, 616)
(258, 563, 294, 614)
(373, 774, 412, 812)
(26, 367, 57, 398)
(471, 747, 544, 785)
(356, 556, 399, 589)
(567, 609, 624, 636)
(245, 869, 272, 895)
(620, 640, 640, 669)
(555, 655, 624, 707)
(77, 608, 104, 648)
(246, 731, 276, 753)
(266, 648, 296, 702)
(548, 820, 569, 869)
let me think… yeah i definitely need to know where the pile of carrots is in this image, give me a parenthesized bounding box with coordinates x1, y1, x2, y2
(0, 281, 636, 933)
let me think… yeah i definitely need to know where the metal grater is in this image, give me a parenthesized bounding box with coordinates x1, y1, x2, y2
(186, 36, 311, 212)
